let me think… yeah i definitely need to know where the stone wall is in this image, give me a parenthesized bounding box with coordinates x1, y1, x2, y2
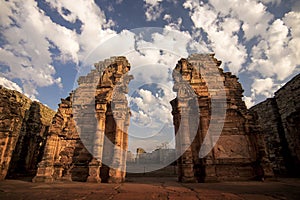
(33, 95, 93, 182)
(250, 73, 300, 176)
(171, 54, 272, 182)
(5, 54, 295, 183)
(0, 86, 55, 180)
(34, 56, 132, 183)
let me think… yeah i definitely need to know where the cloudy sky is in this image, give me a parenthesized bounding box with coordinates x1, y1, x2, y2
(1, 0, 300, 152)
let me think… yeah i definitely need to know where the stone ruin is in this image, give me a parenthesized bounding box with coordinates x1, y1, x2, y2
(171, 54, 272, 182)
(0, 86, 55, 180)
(33, 56, 132, 183)
(1, 54, 299, 183)
(250, 73, 300, 176)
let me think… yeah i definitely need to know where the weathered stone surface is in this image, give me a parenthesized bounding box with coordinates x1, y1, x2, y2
(0, 86, 55, 180)
(34, 56, 132, 183)
(171, 54, 272, 182)
(7, 54, 299, 184)
(33, 94, 94, 183)
(250, 73, 300, 176)
(32, 54, 272, 183)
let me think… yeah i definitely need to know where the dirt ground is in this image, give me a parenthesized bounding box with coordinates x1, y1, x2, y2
(0, 177, 300, 200)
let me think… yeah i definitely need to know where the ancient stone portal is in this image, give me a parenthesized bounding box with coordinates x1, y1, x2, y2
(31, 54, 273, 183)
(33, 56, 132, 183)
(171, 54, 272, 182)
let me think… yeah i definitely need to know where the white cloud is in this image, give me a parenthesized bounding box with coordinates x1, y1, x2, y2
(1, 0, 298, 113)
(249, 19, 291, 80)
(0, 1, 14, 27)
(122, 27, 197, 70)
(44, 0, 116, 59)
(0, 0, 115, 100)
(208, 0, 273, 40)
(130, 87, 175, 128)
(163, 14, 183, 30)
(250, 77, 280, 99)
(131, 109, 152, 127)
(144, 0, 164, 21)
(183, 0, 247, 74)
(183, 0, 300, 106)
(243, 96, 255, 108)
(0, 0, 76, 99)
(0, 77, 23, 93)
(248, 13, 300, 81)
(283, 11, 300, 71)
(163, 14, 172, 22)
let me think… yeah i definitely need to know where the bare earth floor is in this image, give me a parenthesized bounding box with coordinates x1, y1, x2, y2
(0, 177, 300, 200)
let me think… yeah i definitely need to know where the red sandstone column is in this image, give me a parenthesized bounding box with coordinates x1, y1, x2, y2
(87, 104, 106, 183)
(108, 109, 124, 183)
(120, 110, 130, 181)
(179, 105, 196, 182)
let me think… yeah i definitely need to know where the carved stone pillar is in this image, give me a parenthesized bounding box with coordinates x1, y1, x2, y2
(121, 109, 130, 181)
(199, 108, 218, 182)
(87, 158, 101, 183)
(108, 109, 125, 183)
(107, 73, 132, 183)
(87, 104, 106, 183)
(178, 105, 196, 182)
(173, 68, 197, 182)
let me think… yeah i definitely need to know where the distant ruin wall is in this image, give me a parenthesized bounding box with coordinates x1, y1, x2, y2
(0, 86, 55, 180)
(250, 74, 300, 176)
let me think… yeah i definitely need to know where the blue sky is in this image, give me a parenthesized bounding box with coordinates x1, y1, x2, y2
(1, 0, 300, 152)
